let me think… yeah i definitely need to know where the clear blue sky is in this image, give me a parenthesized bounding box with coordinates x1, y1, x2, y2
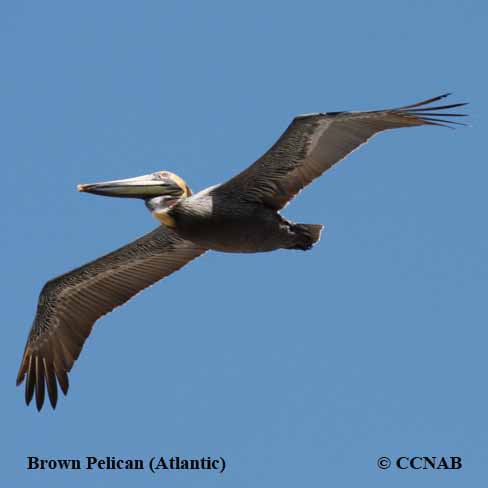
(2, 1, 486, 486)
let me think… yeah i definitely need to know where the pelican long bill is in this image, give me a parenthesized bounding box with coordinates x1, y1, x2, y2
(77, 173, 185, 199)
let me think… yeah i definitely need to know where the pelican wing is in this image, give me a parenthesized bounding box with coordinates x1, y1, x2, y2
(214, 94, 467, 210)
(16, 226, 206, 410)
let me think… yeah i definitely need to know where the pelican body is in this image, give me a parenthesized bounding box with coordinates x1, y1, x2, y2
(158, 188, 322, 252)
(17, 94, 467, 410)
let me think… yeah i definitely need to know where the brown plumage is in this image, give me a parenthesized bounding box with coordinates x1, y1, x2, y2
(17, 93, 467, 410)
(215, 93, 467, 210)
(17, 227, 205, 410)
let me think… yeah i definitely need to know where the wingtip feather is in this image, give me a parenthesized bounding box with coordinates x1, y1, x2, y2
(397, 93, 468, 128)
(35, 356, 46, 411)
(25, 355, 35, 406)
(398, 93, 453, 110)
(43, 357, 58, 410)
(16, 358, 27, 386)
(55, 368, 69, 396)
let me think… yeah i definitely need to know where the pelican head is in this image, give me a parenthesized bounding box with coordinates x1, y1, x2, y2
(77, 171, 192, 209)
(78, 171, 192, 223)
(78, 171, 191, 200)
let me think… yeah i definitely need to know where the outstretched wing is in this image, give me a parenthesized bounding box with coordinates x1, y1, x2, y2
(213, 94, 467, 210)
(16, 226, 206, 410)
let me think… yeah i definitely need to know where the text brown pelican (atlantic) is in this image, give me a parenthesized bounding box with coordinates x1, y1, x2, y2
(17, 94, 467, 410)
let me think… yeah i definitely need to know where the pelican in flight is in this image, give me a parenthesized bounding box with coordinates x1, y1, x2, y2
(17, 94, 467, 410)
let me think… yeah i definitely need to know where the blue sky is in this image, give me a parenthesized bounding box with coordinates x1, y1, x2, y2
(2, 1, 486, 486)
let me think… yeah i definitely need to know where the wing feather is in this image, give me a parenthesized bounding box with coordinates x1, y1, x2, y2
(214, 94, 467, 210)
(17, 225, 206, 410)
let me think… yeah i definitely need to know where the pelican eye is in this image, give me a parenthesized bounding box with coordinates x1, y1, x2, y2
(152, 172, 169, 180)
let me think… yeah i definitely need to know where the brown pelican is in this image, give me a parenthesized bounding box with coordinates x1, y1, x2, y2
(17, 94, 467, 410)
